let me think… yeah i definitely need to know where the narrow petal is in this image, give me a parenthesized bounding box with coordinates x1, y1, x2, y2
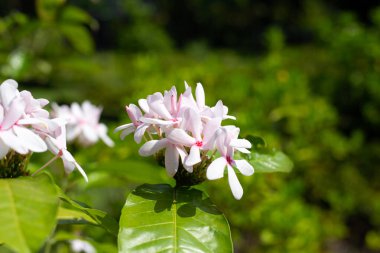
(165, 144, 179, 177)
(120, 126, 136, 140)
(97, 124, 114, 147)
(185, 108, 202, 140)
(177, 147, 193, 172)
(230, 138, 252, 149)
(114, 123, 134, 133)
(13, 126, 47, 152)
(62, 149, 88, 182)
(138, 139, 168, 156)
(213, 100, 224, 118)
(234, 159, 254, 176)
(0, 79, 19, 107)
(138, 99, 150, 114)
(227, 165, 243, 200)
(140, 117, 174, 126)
(236, 147, 251, 154)
(166, 128, 195, 146)
(206, 157, 227, 180)
(196, 83, 205, 109)
(134, 124, 149, 144)
(184, 145, 201, 166)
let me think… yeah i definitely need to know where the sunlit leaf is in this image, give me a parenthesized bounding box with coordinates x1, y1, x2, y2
(241, 135, 293, 173)
(119, 184, 233, 252)
(0, 174, 59, 253)
(250, 149, 293, 173)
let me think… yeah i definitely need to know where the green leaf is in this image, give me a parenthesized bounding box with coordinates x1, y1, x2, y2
(57, 188, 118, 236)
(119, 184, 233, 253)
(250, 149, 294, 173)
(0, 174, 59, 253)
(57, 206, 97, 225)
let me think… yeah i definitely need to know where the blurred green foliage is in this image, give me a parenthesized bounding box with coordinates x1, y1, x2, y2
(1, 0, 380, 252)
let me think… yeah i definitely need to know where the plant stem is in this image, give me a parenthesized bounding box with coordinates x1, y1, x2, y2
(31, 155, 60, 177)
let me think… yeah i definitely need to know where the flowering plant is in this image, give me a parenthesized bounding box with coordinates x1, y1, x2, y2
(0, 79, 86, 180)
(116, 82, 253, 199)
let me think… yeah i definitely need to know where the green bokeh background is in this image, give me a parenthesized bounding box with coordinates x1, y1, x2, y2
(1, 0, 380, 252)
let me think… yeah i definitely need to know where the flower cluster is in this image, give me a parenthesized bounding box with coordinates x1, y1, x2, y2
(116, 82, 254, 199)
(52, 101, 114, 147)
(0, 79, 87, 181)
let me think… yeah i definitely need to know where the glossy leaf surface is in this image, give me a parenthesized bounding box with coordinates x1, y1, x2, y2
(244, 135, 293, 173)
(119, 184, 233, 253)
(0, 174, 58, 253)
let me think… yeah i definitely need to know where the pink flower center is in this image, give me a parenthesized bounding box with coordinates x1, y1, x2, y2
(226, 156, 233, 165)
(195, 141, 203, 147)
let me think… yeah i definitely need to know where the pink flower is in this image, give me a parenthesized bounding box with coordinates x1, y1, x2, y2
(115, 81, 254, 199)
(52, 101, 114, 147)
(0, 79, 87, 181)
(206, 126, 253, 200)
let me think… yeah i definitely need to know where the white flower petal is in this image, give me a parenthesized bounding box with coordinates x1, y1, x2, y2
(0, 130, 28, 154)
(185, 108, 202, 140)
(184, 145, 201, 166)
(13, 126, 47, 152)
(213, 100, 224, 118)
(114, 123, 134, 133)
(97, 124, 114, 147)
(0, 79, 19, 107)
(196, 82, 205, 109)
(0, 105, 3, 124)
(166, 128, 195, 146)
(120, 126, 136, 140)
(148, 92, 172, 120)
(2, 98, 25, 129)
(165, 144, 179, 177)
(236, 147, 251, 154)
(138, 139, 168, 156)
(227, 165, 243, 200)
(203, 117, 222, 148)
(177, 147, 193, 173)
(82, 125, 98, 143)
(134, 124, 149, 144)
(0, 139, 10, 159)
(140, 117, 174, 126)
(62, 149, 88, 182)
(138, 99, 150, 114)
(230, 138, 252, 149)
(206, 157, 227, 180)
(126, 104, 142, 124)
(234, 159, 254, 176)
